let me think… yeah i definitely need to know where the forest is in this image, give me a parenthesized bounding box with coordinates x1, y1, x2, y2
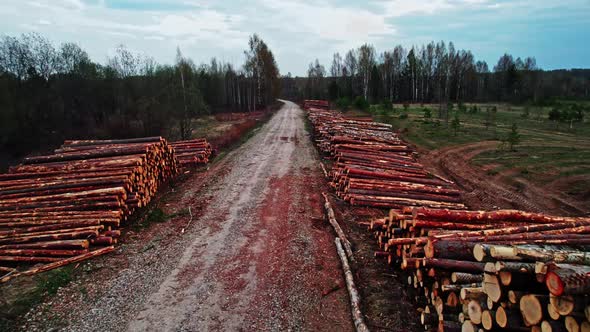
(0, 33, 281, 163)
(283, 42, 590, 107)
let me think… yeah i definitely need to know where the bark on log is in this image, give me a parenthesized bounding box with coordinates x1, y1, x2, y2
(335, 238, 369, 332)
(545, 264, 590, 296)
(1, 246, 115, 283)
(422, 258, 485, 273)
(322, 193, 354, 261)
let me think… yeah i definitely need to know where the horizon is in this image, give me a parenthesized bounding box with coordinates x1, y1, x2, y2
(0, 0, 589, 76)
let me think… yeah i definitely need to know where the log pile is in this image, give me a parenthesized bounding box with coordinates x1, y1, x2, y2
(303, 99, 329, 110)
(367, 207, 590, 332)
(304, 105, 465, 210)
(170, 138, 213, 167)
(0, 137, 179, 281)
(303, 102, 590, 331)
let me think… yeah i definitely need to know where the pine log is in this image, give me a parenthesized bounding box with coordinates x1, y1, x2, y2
(549, 295, 586, 316)
(545, 264, 590, 296)
(322, 193, 354, 260)
(0, 239, 89, 250)
(541, 320, 567, 332)
(520, 294, 548, 326)
(0, 255, 62, 263)
(452, 272, 483, 284)
(425, 240, 477, 260)
(481, 310, 497, 331)
(483, 273, 503, 303)
(495, 306, 526, 329)
(335, 238, 369, 332)
(0, 229, 99, 245)
(412, 207, 588, 224)
(423, 258, 485, 273)
(547, 302, 561, 320)
(0, 249, 87, 257)
(564, 316, 580, 332)
(495, 261, 536, 274)
(1, 246, 115, 283)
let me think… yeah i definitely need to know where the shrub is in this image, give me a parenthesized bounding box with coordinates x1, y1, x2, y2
(335, 97, 351, 111)
(506, 123, 521, 151)
(458, 102, 467, 113)
(548, 107, 561, 121)
(423, 108, 432, 120)
(353, 96, 369, 111)
(381, 99, 393, 111)
(451, 113, 461, 135)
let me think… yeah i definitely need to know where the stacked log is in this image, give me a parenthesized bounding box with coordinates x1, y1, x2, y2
(305, 106, 465, 210)
(367, 207, 590, 331)
(170, 138, 213, 167)
(303, 99, 330, 110)
(0, 137, 179, 281)
(304, 103, 590, 331)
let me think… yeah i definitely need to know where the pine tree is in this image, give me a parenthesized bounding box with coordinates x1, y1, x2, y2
(506, 123, 521, 151)
(451, 112, 460, 135)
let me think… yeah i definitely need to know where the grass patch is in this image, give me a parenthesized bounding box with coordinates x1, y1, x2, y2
(1, 266, 74, 329)
(367, 102, 590, 193)
(131, 207, 170, 231)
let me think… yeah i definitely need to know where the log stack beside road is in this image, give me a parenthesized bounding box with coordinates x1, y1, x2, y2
(304, 101, 590, 331)
(170, 138, 213, 167)
(303, 99, 330, 110)
(0, 136, 179, 282)
(305, 104, 465, 210)
(369, 207, 590, 332)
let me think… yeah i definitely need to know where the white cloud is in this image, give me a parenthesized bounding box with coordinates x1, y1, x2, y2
(1, 0, 588, 75)
(378, 0, 453, 16)
(259, 0, 395, 41)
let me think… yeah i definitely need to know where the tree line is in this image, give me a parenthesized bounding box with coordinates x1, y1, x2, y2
(288, 41, 589, 108)
(0, 33, 280, 161)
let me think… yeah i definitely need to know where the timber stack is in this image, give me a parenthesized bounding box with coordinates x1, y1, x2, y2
(304, 103, 465, 210)
(170, 138, 213, 167)
(303, 101, 590, 331)
(303, 99, 330, 110)
(0, 136, 179, 282)
(368, 207, 590, 332)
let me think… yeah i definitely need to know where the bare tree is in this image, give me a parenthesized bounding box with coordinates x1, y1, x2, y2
(358, 44, 376, 100)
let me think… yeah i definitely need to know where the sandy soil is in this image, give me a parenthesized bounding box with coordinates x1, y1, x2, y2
(419, 141, 588, 215)
(16, 101, 353, 331)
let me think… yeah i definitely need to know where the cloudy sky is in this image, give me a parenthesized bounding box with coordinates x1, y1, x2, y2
(1, 0, 588, 76)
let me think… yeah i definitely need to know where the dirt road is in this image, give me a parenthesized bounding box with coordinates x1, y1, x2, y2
(126, 100, 352, 331)
(19, 101, 353, 331)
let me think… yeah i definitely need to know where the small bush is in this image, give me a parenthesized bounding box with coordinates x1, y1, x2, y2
(451, 113, 461, 135)
(335, 97, 351, 111)
(146, 208, 168, 224)
(423, 108, 432, 121)
(458, 102, 467, 113)
(380, 99, 393, 111)
(353, 96, 369, 111)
